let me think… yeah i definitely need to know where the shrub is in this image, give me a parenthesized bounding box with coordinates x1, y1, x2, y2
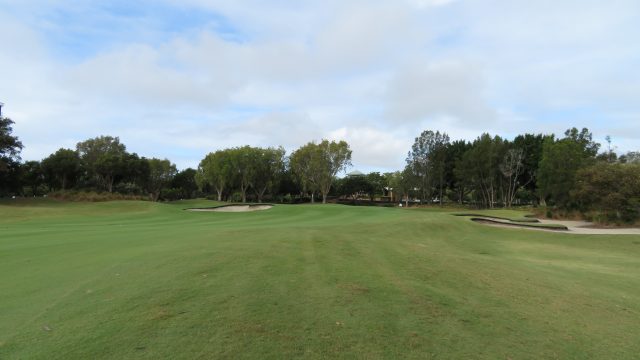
(49, 190, 147, 202)
(571, 163, 640, 224)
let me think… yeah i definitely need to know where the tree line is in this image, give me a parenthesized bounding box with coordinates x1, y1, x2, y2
(356, 128, 638, 223)
(0, 115, 353, 204)
(196, 140, 351, 204)
(1, 113, 639, 223)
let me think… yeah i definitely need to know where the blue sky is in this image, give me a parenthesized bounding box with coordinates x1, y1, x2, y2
(1, 0, 639, 172)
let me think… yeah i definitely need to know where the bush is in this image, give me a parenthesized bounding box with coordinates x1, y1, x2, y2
(49, 190, 148, 202)
(571, 163, 640, 224)
(161, 188, 182, 201)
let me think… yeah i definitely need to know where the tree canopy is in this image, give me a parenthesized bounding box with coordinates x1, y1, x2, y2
(0, 117, 23, 173)
(290, 140, 352, 204)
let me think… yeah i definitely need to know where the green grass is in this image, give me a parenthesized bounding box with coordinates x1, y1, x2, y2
(1, 199, 639, 359)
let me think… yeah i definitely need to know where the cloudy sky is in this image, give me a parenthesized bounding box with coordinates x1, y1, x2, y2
(1, 0, 639, 172)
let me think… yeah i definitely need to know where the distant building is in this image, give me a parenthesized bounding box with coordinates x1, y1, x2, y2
(346, 170, 364, 177)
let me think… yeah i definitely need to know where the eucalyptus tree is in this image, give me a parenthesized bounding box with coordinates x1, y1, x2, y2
(229, 146, 255, 203)
(499, 148, 525, 208)
(250, 147, 285, 203)
(389, 167, 416, 208)
(315, 140, 352, 203)
(289, 143, 319, 202)
(290, 140, 352, 204)
(198, 150, 234, 201)
(512, 133, 544, 202)
(406, 130, 450, 204)
(463, 134, 505, 208)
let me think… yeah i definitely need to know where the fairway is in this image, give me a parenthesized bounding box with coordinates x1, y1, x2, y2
(1, 200, 639, 359)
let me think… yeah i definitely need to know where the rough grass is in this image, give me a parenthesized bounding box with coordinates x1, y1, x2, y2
(1, 200, 639, 359)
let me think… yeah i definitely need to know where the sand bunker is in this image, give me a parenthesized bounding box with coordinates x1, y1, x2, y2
(470, 216, 640, 235)
(188, 205, 273, 213)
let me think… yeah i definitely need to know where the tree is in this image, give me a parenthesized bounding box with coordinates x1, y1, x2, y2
(0, 114, 23, 195)
(597, 135, 617, 163)
(445, 140, 470, 204)
(146, 158, 177, 201)
(76, 136, 128, 192)
(199, 150, 235, 201)
(365, 172, 386, 200)
(563, 127, 600, 158)
(276, 168, 301, 202)
(41, 148, 82, 191)
(620, 151, 640, 164)
(250, 147, 285, 203)
(118, 153, 150, 194)
(290, 140, 352, 204)
(538, 128, 600, 207)
(340, 175, 374, 201)
(389, 167, 416, 207)
(460, 134, 505, 208)
(499, 148, 525, 208)
(406, 130, 450, 204)
(289, 144, 319, 202)
(315, 140, 352, 204)
(572, 163, 640, 224)
(21, 161, 44, 196)
(171, 168, 198, 199)
(512, 133, 544, 202)
(382, 172, 397, 201)
(0, 117, 23, 173)
(228, 146, 255, 203)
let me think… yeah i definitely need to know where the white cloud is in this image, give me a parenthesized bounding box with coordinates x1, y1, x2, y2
(385, 61, 497, 125)
(1, 0, 640, 171)
(408, 0, 456, 8)
(328, 126, 410, 171)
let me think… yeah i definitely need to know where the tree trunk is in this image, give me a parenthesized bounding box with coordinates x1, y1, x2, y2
(311, 192, 315, 203)
(240, 181, 249, 203)
(322, 192, 327, 204)
(216, 189, 222, 201)
(62, 174, 67, 191)
(256, 186, 267, 203)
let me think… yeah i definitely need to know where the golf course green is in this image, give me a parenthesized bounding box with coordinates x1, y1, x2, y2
(1, 199, 639, 359)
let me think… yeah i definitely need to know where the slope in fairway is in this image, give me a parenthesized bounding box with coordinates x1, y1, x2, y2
(1, 199, 639, 359)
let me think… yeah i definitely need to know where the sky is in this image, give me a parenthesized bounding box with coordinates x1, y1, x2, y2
(1, 0, 639, 172)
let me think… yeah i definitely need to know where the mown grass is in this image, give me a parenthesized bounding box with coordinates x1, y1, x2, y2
(1, 199, 639, 359)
